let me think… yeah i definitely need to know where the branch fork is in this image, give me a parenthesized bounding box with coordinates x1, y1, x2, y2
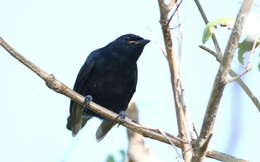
(199, 44, 259, 110)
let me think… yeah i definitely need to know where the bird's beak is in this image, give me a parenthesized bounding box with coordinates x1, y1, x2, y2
(138, 39, 150, 45)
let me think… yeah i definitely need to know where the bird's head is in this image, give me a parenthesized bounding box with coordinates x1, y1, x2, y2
(108, 34, 150, 62)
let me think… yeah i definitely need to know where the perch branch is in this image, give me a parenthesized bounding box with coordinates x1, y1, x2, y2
(192, 1, 254, 162)
(0, 36, 181, 147)
(0, 37, 248, 162)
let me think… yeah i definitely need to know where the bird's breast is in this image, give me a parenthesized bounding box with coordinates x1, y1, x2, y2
(91, 62, 136, 93)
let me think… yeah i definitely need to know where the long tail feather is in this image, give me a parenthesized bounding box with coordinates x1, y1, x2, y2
(96, 120, 116, 141)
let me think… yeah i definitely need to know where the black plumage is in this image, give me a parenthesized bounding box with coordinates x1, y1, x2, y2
(67, 34, 150, 141)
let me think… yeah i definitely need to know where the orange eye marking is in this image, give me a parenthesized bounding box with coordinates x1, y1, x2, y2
(128, 40, 137, 44)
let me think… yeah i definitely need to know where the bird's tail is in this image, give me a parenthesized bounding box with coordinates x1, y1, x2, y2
(96, 120, 116, 141)
(67, 102, 91, 136)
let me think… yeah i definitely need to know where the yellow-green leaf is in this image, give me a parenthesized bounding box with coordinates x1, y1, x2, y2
(202, 18, 235, 44)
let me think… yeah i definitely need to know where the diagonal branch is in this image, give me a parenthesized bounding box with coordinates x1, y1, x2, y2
(167, 0, 183, 26)
(192, 1, 254, 162)
(0, 36, 249, 162)
(206, 150, 248, 162)
(194, 0, 222, 54)
(195, 0, 259, 111)
(200, 45, 260, 111)
(224, 64, 252, 83)
(0, 36, 182, 147)
(158, 0, 192, 161)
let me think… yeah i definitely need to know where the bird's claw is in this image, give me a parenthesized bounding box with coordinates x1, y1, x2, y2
(116, 111, 126, 127)
(83, 95, 93, 109)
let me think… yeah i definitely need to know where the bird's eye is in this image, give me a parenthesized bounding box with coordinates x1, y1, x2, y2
(128, 40, 137, 44)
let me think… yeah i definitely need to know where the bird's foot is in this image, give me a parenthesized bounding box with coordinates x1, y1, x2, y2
(82, 95, 93, 118)
(116, 111, 126, 127)
(82, 95, 93, 109)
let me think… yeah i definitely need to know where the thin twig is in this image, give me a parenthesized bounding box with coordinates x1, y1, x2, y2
(225, 64, 252, 83)
(176, 7, 183, 62)
(146, 27, 167, 57)
(192, 1, 254, 162)
(192, 123, 199, 139)
(0, 36, 248, 162)
(158, 0, 192, 161)
(158, 129, 182, 159)
(199, 45, 260, 111)
(194, 0, 222, 57)
(251, 35, 259, 51)
(246, 35, 260, 67)
(199, 45, 221, 61)
(167, 0, 184, 26)
(168, 0, 177, 11)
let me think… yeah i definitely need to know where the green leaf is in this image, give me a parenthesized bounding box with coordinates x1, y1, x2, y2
(202, 18, 235, 43)
(238, 40, 254, 65)
(119, 150, 126, 162)
(106, 155, 115, 162)
(238, 39, 260, 65)
(106, 150, 126, 162)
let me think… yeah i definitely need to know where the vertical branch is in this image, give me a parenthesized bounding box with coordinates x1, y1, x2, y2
(125, 102, 161, 162)
(157, 0, 192, 161)
(192, 1, 254, 162)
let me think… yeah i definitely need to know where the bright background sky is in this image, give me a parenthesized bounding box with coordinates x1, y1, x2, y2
(0, 0, 259, 162)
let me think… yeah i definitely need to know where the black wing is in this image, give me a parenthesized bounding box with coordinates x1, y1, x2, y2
(127, 66, 137, 104)
(66, 49, 100, 135)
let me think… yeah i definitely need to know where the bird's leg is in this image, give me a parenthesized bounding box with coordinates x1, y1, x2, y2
(116, 111, 126, 127)
(118, 111, 126, 120)
(82, 95, 93, 109)
(81, 95, 93, 118)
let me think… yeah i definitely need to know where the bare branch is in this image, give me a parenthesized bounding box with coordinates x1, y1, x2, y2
(158, 0, 192, 161)
(0, 36, 249, 161)
(225, 64, 252, 83)
(194, 0, 222, 57)
(0, 36, 182, 146)
(207, 150, 248, 162)
(167, 0, 183, 26)
(199, 45, 221, 61)
(158, 128, 182, 156)
(199, 45, 260, 111)
(192, 1, 254, 161)
(147, 27, 167, 57)
(192, 123, 199, 139)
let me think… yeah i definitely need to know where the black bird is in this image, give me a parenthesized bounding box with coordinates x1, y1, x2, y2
(67, 34, 150, 141)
